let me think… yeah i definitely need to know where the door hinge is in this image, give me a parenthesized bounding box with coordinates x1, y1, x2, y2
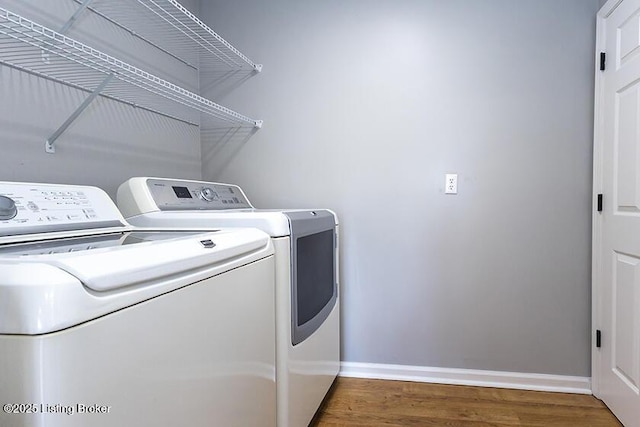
(596, 330, 602, 348)
(597, 194, 603, 212)
(600, 52, 606, 71)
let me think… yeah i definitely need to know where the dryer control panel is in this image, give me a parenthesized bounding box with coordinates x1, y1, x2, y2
(145, 178, 253, 210)
(0, 182, 126, 236)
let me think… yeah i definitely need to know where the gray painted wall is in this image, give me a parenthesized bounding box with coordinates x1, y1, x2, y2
(200, 0, 599, 376)
(0, 0, 202, 198)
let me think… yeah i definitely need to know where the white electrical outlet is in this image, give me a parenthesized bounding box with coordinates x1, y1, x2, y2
(445, 173, 458, 194)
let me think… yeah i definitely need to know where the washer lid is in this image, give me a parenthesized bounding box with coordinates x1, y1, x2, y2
(61, 230, 270, 292)
(0, 229, 270, 292)
(0, 228, 273, 334)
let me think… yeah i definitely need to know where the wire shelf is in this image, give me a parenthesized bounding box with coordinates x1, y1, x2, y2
(81, 0, 262, 72)
(0, 7, 261, 128)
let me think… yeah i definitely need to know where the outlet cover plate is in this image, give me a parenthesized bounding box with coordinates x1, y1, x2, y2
(445, 173, 458, 194)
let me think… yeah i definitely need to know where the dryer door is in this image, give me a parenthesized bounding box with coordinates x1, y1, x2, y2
(285, 210, 337, 346)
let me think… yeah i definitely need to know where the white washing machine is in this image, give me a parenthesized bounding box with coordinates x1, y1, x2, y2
(0, 181, 276, 427)
(117, 177, 340, 427)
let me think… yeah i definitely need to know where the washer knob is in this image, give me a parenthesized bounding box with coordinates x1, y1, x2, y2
(199, 187, 217, 202)
(0, 195, 18, 220)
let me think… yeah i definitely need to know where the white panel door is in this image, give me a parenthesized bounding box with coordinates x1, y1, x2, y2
(594, 1, 640, 426)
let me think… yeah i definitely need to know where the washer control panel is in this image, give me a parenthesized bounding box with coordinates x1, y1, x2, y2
(0, 182, 126, 235)
(146, 178, 252, 210)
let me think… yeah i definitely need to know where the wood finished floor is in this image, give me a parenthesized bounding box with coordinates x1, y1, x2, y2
(310, 377, 622, 427)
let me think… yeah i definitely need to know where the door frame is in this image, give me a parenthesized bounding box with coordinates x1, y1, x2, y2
(591, 0, 625, 399)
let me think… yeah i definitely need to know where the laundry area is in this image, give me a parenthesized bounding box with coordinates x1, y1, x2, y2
(0, 0, 638, 426)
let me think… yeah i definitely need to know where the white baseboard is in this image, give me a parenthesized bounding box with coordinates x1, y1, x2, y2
(339, 362, 591, 395)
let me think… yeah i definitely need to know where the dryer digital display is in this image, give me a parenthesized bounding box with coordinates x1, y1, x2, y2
(172, 186, 192, 199)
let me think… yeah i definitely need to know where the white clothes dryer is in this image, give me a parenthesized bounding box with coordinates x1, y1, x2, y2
(0, 181, 276, 427)
(117, 177, 340, 427)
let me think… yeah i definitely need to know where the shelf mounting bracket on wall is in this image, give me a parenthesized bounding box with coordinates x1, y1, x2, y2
(45, 73, 114, 154)
(60, 0, 95, 34)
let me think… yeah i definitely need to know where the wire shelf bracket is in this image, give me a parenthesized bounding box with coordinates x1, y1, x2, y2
(45, 73, 114, 154)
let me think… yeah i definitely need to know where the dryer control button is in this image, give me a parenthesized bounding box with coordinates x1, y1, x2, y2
(0, 195, 18, 220)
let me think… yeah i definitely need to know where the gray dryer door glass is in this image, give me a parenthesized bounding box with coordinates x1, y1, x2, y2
(285, 210, 337, 346)
(297, 229, 334, 326)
